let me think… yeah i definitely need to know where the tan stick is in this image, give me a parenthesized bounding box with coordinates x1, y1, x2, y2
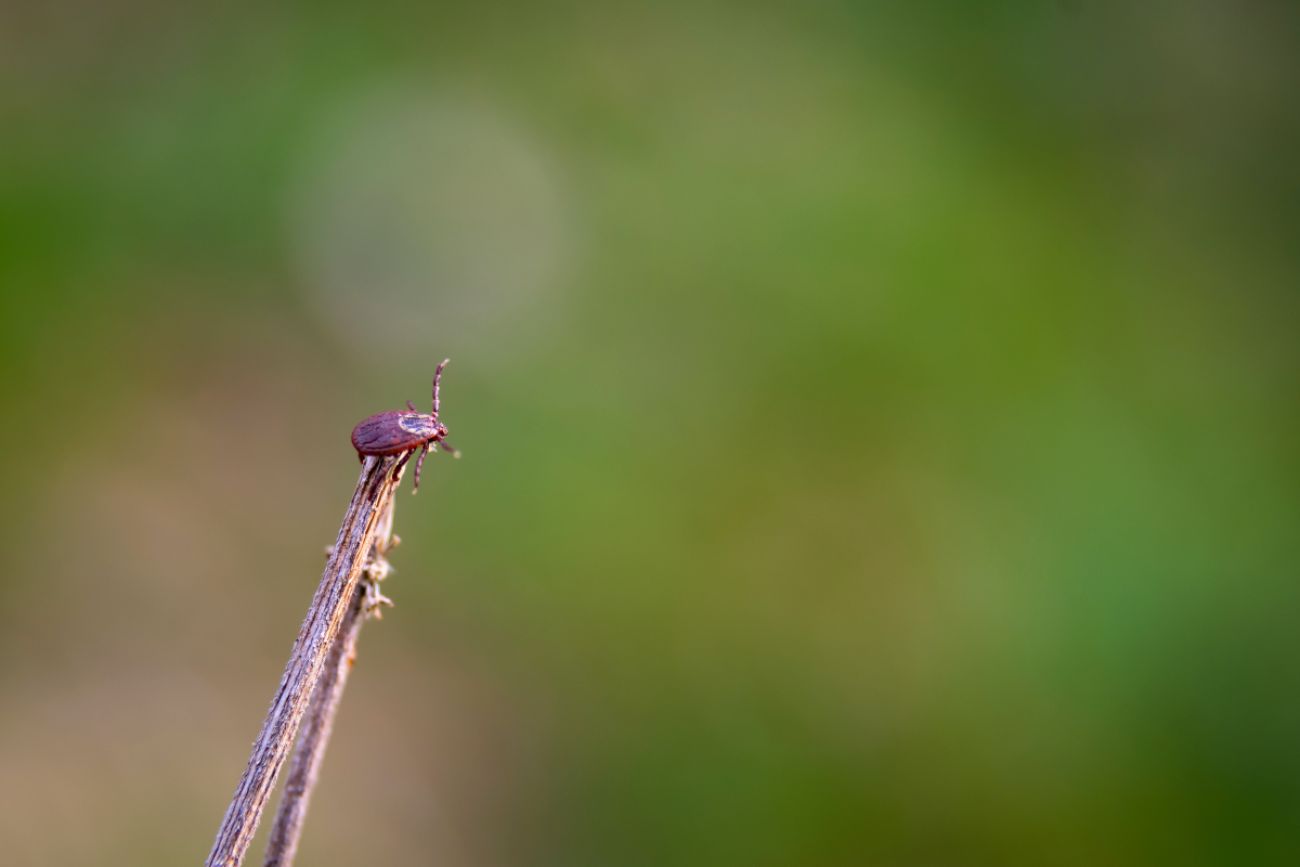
(261, 497, 398, 866)
(205, 455, 403, 867)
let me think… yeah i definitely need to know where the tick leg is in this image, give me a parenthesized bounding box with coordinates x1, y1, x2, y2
(406, 400, 418, 411)
(438, 438, 461, 458)
(413, 442, 431, 492)
(392, 449, 414, 483)
(432, 358, 449, 420)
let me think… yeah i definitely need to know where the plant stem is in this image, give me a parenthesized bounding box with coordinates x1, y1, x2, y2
(261, 496, 398, 867)
(205, 455, 404, 867)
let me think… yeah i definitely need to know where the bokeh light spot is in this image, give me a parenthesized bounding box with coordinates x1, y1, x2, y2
(288, 82, 572, 363)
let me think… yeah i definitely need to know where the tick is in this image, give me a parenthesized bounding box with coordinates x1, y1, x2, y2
(351, 359, 459, 492)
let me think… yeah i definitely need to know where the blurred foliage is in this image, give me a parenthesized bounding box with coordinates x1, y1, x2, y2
(1, 2, 1298, 865)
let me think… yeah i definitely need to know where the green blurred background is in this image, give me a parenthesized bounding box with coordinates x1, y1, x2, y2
(2, 2, 1298, 864)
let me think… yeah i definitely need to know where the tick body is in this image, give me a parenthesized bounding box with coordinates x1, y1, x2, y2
(351, 359, 458, 491)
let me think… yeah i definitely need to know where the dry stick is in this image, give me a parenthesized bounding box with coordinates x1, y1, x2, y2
(259, 585, 365, 867)
(262, 496, 398, 867)
(206, 455, 405, 867)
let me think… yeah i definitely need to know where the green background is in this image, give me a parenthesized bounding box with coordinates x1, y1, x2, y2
(2, 2, 1298, 864)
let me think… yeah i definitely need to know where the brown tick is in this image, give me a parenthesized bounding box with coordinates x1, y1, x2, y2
(351, 359, 459, 491)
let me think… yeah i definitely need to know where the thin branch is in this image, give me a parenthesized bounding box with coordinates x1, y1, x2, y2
(261, 497, 398, 867)
(205, 455, 405, 867)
